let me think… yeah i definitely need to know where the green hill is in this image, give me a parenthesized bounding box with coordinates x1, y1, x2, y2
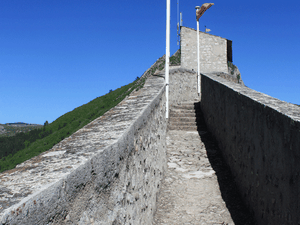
(0, 50, 182, 173)
(0, 79, 144, 173)
(0, 54, 171, 173)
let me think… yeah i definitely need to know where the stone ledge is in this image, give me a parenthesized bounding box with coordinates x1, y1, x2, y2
(181, 26, 229, 41)
(202, 73, 300, 122)
(156, 66, 196, 77)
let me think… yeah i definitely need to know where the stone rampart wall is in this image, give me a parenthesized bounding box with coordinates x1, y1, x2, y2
(0, 75, 167, 225)
(201, 73, 300, 225)
(166, 67, 200, 105)
(181, 26, 228, 74)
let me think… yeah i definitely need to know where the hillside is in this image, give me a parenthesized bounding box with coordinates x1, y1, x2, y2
(0, 53, 170, 173)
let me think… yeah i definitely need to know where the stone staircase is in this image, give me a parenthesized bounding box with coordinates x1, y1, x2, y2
(155, 102, 256, 224)
(168, 102, 207, 131)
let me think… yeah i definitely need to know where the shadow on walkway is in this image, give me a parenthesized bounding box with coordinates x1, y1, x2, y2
(194, 102, 257, 225)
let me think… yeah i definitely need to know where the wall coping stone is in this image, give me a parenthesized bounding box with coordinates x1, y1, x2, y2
(181, 26, 230, 41)
(157, 66, 196, 76)
(202, 73, 300, 122)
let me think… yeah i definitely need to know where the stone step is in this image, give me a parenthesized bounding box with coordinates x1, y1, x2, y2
(168, 102, 203, 132)
(168, 122, 207, 128)
(170, 107, 195, 112)
(172, 102, 200, 106)
(169, 110, 203, 115)
(168, 125, 198, 131)
(169, 113, 204, 119)
(170, 111, 195, 116)
(176, 102, 198, 105)
(169, 109, 198, 114)
(171, 105, 199, 110)
(170, 105, 201, 109)
(168, 124, 208, 131)
(169, 121, 197, 126)
(169, 117, 197, 123)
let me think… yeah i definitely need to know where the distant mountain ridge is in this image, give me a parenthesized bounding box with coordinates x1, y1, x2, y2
(5, 122, 42, 126)
(0, 123, 43, 138)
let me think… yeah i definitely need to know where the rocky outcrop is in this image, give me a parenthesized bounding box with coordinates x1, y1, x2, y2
(204, 62, 244, 86)
(0, 125, 5, 135)
(227, 62, 244, 85)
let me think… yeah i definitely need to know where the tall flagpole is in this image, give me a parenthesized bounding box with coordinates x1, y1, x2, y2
(165, 0, 170, 119)
(197, 11, 200, 96)
(195, 3, 214, 97)
(195, 6, 201, 96)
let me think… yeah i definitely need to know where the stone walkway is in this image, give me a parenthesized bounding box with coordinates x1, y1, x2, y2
(153, 103, 256, 225)
(153, 130, 234, 225)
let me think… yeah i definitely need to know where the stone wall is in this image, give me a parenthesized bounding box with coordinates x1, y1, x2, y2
(201, 73, 300, 225)
(0, 75, 167, 225)
(180, 26, 228, 74)
(166, 67, 200, 105)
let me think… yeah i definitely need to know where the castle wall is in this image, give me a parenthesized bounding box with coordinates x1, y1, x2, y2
(165, 66, 200, 105)
(181, 26, 228, 74)
(2, 26, 299, 224)
(0, 75, 167, 225)
(201, 73, 300, 225)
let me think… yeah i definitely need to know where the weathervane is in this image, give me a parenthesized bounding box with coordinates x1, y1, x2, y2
(205, 26, 211, 33)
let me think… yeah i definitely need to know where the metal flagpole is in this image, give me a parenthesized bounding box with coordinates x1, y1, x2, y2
(195, 6, 201, 96)
(195, 3, 214, 97)
(165, 0, 170, 119)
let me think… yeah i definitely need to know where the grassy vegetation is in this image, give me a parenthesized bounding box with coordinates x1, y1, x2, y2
(0, 77, 147, 173)
(0, 51, 180, 173)
(0, 52, 173, 173)
(170, 49, 181, 66)
(237, 73, 241, 83)
(156, 49, 181, 70)
(228, 61, 236, 75)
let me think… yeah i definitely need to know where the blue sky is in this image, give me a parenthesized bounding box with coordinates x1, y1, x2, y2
(1, 0, 299, 124)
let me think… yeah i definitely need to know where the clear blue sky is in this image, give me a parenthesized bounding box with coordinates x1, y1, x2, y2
(1, 0, 299, 124)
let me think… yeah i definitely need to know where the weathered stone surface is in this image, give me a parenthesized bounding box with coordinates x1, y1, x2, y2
(167, 67, 200, 104)
(226, 63, 244, 85)
(0, 75, 167, 225)
(201, 73, 300, 225)
(209, 71, 245, 86)
(155, 101, 256, 225)
(181, 26, 228, 74)
(1, 58, 299, 225)
(168, 103, 198, 131)
(153, 128, 256, 225)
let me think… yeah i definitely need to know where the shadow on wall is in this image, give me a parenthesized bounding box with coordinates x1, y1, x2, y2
(194, 102, 257, 225)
